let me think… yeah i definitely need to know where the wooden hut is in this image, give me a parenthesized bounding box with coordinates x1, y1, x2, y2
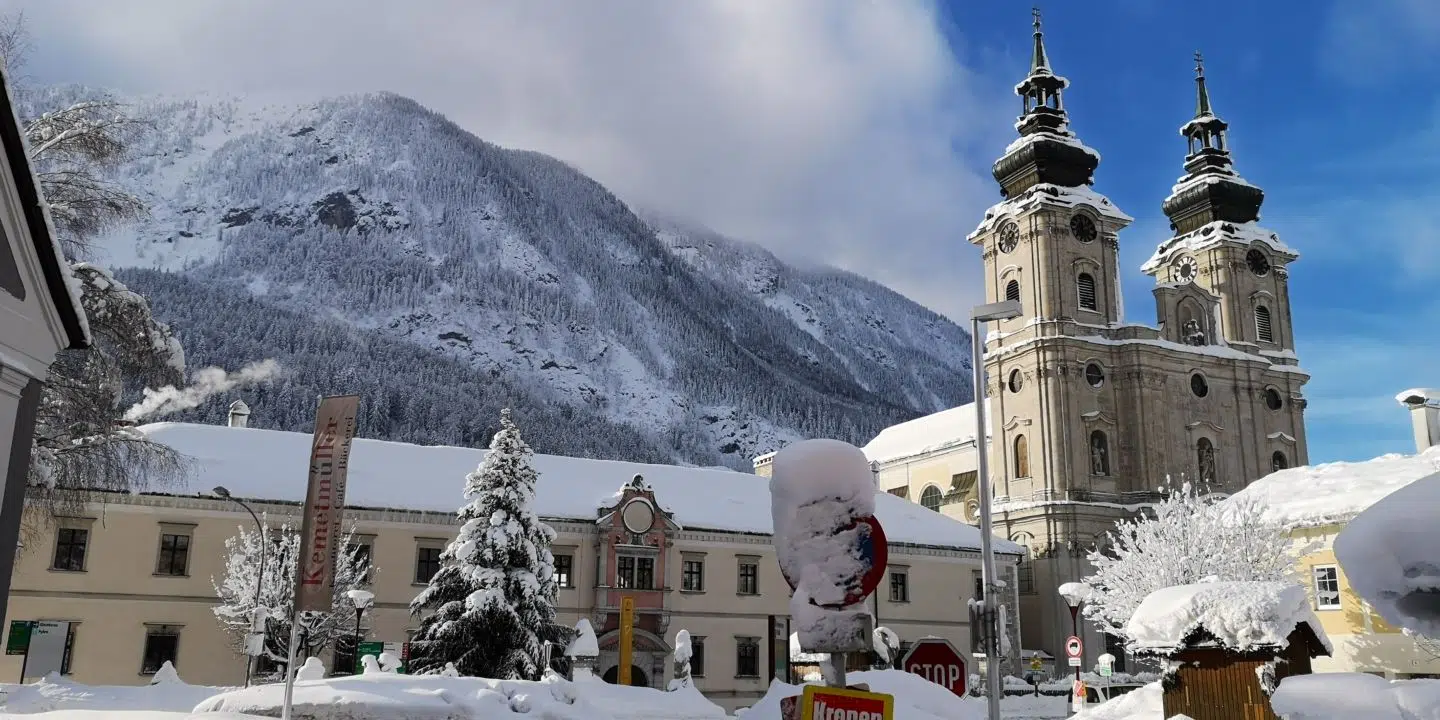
(1125, 581, 1332, 720)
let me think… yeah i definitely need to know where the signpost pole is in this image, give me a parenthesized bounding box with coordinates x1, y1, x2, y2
(971, 311, 1005, 720)
(619, 596, 634, 686)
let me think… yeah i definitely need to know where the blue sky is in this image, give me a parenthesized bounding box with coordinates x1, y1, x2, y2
(1, 0, 1428, 464)
(934, 1, 1434, 464)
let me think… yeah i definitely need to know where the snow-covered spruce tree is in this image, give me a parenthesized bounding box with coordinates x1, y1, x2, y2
(0, 13, 185, 522)
(1081, 480, 1301, 637)
(408, 408, 571, 679)
(211, 514, 373, 677)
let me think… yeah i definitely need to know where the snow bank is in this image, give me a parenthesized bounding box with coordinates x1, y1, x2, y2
(1219, 447, 1440, 530)
(1334, 472, 1440, 639)
(2, 672, 229, 714)
(191, 672, 726, 720)
(743, 670, 987, 720)
(1268, 673, 1440, 720)
(1125, 581, 1330, 654)
(135, 423, 1020, 553)
(1074, 681, 1162, 719)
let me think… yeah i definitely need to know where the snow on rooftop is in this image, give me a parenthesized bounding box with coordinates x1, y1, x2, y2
(1221, 446, 1440, 530)
(136, 423, 1020, 554)
(968, 183, 1134, 242)
(1126, 581, 1331, 655)
(1334, 473, 1440, 639)
(1395, 388, 1440, 407)
(1143, 219, 1297, 274)
(861, 401, 989, 465)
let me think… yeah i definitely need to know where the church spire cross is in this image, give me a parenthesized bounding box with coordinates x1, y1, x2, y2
(1031, 7, 1049, 74)
(1193, 51, 1213, 118)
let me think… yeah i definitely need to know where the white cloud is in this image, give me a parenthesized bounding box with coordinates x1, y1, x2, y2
(1319, 0, 1440, 85)
(3, 0, 1016, 320)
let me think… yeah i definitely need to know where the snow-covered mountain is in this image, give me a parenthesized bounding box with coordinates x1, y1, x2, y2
(29, 86, 974, 468)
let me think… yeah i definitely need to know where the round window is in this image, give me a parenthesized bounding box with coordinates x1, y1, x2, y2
(1264, 388, 1284, 411)
(1190, 373, 1209, 398)
(1008, 369, 1024, 393)
(1084, 363, 1105, 389)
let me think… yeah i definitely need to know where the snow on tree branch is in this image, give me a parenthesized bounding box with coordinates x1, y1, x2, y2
(1080, 480, 1304, 638)
(211, 513, 373, 676)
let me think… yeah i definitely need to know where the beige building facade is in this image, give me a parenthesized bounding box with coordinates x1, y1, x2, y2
(1, 418, 1020, 712)
(827, 22, 1311, 669)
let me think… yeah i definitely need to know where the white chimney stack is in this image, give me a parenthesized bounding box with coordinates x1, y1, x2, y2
(1395, 389, 1440, 452)
(227, 399, 251, 428)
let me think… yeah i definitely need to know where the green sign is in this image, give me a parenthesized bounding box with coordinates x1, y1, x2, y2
(1098, 666, 1113, 677)
(356, 641, 384, 672)
(6, 621, 32, 656)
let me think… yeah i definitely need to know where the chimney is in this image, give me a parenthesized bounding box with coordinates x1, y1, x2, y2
(227, 399, 251, 429)
(1395, 389, 1440, 452)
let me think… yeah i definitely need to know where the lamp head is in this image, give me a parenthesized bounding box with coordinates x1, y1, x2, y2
(212, 486, 232, 499)
(972, 300, 1023, 323)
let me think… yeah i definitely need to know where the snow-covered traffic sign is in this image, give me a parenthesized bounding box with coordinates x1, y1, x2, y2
(769, 439, 889, 609)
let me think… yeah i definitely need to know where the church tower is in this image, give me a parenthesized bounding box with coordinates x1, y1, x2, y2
(1143, 54, 1301, 357)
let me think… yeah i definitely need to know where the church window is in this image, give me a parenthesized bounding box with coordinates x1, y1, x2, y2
(1013, 435, 1030, 478)
(1271, 451, 1288, 472)
(1004, 279, 1021, 303)
(1255, 305, 1274, 343)
(1084, 363, 1105, 389)
(1008, 369, 1023, 393)
(1190, 373, 1209, 398)
(1264, 387, 1284, 411)
(1077, 273, 1098, 311)
(919, 485, 943, 512)
(1196, 438, 1217, 483)
(1089, 430, 1110, 476)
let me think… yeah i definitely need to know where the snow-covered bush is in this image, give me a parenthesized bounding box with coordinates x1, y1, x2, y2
(210, 513, 373, 677)
(670, 629, 693, 690)
(408, 409, 571, 679)
(1082, 480, 1300, 636)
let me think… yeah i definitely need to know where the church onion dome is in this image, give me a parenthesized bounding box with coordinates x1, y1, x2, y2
(990, 9, 1100, 199)
(1161, 52, 1265, 234)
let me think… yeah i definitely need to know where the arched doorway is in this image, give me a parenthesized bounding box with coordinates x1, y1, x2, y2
(602, 664, 649, 687)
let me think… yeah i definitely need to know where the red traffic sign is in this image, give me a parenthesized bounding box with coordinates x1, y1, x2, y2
(781, 515, 889, 608)
(900, 637, 967, 697)
(1065, 635, 1083, 658)
(792, 685, 893, 720)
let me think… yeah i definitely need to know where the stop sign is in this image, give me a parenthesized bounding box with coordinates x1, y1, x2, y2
(900, 638, 967, 697)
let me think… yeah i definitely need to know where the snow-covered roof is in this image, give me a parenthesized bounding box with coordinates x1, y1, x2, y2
(1395, 388, 1440, 408)
(1125, 581, 1331, 655)
(861, 400, 989, 465)
(968, 183, 1133, 241)
(1220, 447, 1440, 530)
(1142, 219, 1297, 274)
(1334, 473, 1440, 640)
(136, 423, 1021, 554)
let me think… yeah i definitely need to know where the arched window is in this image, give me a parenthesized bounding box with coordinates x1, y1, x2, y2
(1005, 280, 1021, 303)
(1255, 305, 1274, 343)
(919, 485, 943, 512)
(1013, 435, 1030, 478)
(1271, 451, 1288, 473)
(1196, 438, 1216, 483)
(1077, 273, 1098, 311)
(1089, 430, 1110, 476)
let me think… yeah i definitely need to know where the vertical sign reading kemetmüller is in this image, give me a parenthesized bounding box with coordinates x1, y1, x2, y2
(295, 395, 360, 613)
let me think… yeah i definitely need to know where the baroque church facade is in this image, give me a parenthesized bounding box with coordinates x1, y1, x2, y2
(841, 17, 1310, 668)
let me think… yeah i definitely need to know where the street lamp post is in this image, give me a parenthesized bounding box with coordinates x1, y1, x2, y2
(970, 299, 1022, 720)
(214, 486, 265, 688)
(345, 589, 374, 675)
(1059, 582, 1093, 708)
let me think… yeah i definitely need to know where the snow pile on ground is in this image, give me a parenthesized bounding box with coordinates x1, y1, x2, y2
(742, 670, 986, 720)
(1334, 471, 1440, 639)
(1219, 447, 1440, 530)
(1271, 672, 1440, 719)
(1125, 581, 1330, 654)
(1074, 681, 1162, 719)
(3, 668, 228, 714)
(192, 672, 726, 720)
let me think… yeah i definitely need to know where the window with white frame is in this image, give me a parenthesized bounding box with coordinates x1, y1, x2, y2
(1312, 565, 1341, 610)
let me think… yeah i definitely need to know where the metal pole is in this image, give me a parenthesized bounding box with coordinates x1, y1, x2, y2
(353, 608, 364, 675)
(280, 613, 301, 720)
(971, 318, 1003, 720)
(1071, 605, 1081, 686)
(223, 497, 265, 688)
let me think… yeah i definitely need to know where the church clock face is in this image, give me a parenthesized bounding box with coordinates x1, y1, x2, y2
(1069, 213, 1098, 243)
(1175, 255, 1198, 283)
(1246, 249, 1271, 277)
(996, 222, 1019, 254)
